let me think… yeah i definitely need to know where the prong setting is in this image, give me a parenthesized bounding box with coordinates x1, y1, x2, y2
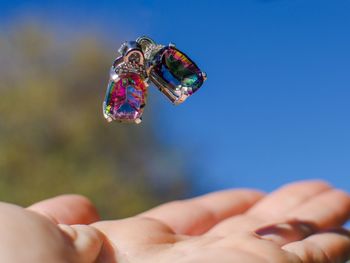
(202, 72, 207, 81)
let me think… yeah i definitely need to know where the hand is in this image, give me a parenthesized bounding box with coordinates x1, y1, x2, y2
(0, 181, 349, 263)
(93, 181, 350, 263)
(0, 195, 102, 262)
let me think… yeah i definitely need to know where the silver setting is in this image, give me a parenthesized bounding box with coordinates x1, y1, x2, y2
(112, 44, 148, 79)
(202, 72, 207, 81)
(103, 36, 207, 124)
(112, 59, 148, 80)
(136, 36, 164, 61)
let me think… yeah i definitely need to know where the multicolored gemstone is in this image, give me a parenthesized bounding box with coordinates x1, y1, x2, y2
(103, 37, 206, 124)
(150, 46, 205, 104)
(103, 73, 147, 124)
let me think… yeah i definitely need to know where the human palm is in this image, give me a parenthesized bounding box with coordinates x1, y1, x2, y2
(26, 180, 350, 263)
(90, 181, 350, 263)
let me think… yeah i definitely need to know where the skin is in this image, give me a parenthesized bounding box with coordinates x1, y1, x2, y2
(0, 180, 349, 263)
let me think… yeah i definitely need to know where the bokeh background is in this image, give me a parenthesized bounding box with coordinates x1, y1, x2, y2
(0, 0, 349, 218)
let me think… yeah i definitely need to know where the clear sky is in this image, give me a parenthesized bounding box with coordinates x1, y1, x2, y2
(1, 0, 350, 193)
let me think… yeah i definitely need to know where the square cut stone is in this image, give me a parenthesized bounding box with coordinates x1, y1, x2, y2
(150, 46, 205, 104)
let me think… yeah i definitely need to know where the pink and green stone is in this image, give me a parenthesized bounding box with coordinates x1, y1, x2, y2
(103, 73, 147, 124)
(160, 47, 204, 94)
(149, 46, 205, 104)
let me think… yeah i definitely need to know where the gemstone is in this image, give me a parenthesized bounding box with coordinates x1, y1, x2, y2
(150, 46, 204, 103)
(103, 73, 147, 123)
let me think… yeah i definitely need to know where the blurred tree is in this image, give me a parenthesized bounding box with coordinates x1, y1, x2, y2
(0, 23, 190, 218)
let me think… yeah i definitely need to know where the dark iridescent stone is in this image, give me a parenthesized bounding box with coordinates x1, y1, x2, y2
(150, 46, 204, 103)
(103, 73, 147, 123)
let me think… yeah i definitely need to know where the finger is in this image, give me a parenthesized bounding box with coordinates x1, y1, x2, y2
(285, 189, 350, 229)
(140, 189, 265, 235)
(212, 232, 300, 263)
(207, 181, 331, 235)
(283, 229, 350, 263)
(247, 180, 331, 221)
(28, 194, 100, 224)
(255, 189, 350, 246)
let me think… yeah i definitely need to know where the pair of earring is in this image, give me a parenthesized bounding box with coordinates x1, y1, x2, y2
(102, 36, 207, 124)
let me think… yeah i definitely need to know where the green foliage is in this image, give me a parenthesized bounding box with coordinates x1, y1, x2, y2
(0, 24, 190, 218)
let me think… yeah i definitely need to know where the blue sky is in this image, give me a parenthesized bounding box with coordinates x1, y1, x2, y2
(1, 0, 350, 193)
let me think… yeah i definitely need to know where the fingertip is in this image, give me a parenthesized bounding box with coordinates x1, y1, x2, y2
(331, 189, 350, 202)
(62, 194, 100, 222)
